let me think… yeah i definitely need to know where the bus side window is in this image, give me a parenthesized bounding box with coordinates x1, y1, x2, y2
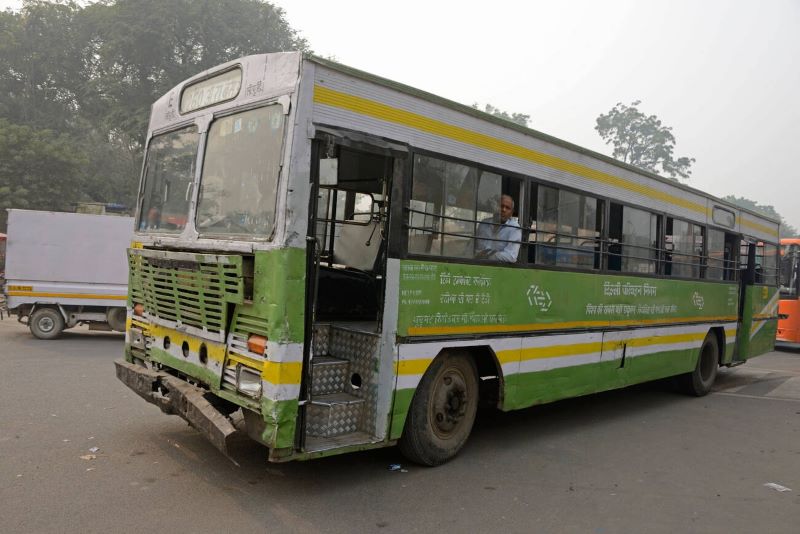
(666, 217, 704, 279)
(474, 173, 522, 263)
(608, 203, 659, 274)
(408, 154, 523, 263)
(408, 155, 445, 256)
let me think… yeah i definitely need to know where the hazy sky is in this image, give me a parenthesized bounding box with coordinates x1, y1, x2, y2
(3, 0, 799, 229)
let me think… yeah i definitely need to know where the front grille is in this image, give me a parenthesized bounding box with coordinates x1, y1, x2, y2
(233, 311, 270, 338)
(129, 249, 244, 333)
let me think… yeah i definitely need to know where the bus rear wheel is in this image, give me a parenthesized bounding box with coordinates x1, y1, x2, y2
(399, 352, 478, 466)
(681, 333, 719, 396)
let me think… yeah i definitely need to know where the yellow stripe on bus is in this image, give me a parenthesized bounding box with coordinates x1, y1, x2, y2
(314, 85, 779, 239)
(261, 361, 303, 385)
(227, 353, 264, 371)
(516, 341, 603, 362)
(131, 321, 302, 385)
(407, 315, 738, 337)
(7, 290, 127, 300)
(145, 324, 227, 363)
(397, 328, 731, 376)
(625, 331, 706, 348)
(739, 217, 778, 236)
(395, 359, 433, 376)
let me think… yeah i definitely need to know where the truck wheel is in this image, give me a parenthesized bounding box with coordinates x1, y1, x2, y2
(399, 352, 478, 466)
(680, 333, 719, 396)
(29, 307, 65, 340)
(106, 307, 127, 332)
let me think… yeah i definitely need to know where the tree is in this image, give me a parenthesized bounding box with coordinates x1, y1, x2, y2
(0, 0, 309, 231)
(595, 100, 695, 180)
(472, 103, 530, 127)
(0, 119, 88, 230)
(722, 195, 798, 239)
(0, 1, 87, 131)
(81, 0, 309, 149)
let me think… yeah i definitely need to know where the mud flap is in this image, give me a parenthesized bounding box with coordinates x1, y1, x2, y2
(115, 359, 238, 457)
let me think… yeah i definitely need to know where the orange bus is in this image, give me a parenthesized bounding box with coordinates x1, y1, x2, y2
(777, 238, 800, 348)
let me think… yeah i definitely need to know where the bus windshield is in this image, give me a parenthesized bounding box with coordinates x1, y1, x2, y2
(196, 105, 285, 237)
(138, 126, 200, 233)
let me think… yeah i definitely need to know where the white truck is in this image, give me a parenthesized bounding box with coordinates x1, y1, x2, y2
(3, 209, 133, 339)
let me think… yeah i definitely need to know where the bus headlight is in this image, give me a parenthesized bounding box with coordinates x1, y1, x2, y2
(236, 365, 262, 398)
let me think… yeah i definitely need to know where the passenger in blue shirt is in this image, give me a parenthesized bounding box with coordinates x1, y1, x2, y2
(475, 194, 521, 263)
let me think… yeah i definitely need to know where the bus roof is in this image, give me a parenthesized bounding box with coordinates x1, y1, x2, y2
(307, 54, 780, 229)
(147, 52, 780, 235)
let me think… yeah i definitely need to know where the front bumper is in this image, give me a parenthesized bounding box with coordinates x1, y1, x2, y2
(114, 359, 238, 456)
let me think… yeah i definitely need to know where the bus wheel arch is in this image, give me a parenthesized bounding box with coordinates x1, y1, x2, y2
(680, 331, 721, 396)
(399, 349, 487, 466)
(708, 326, 726, 365)
(469, 345, 505, 410)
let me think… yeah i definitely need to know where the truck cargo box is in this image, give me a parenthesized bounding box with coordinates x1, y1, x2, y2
(4, 209, 134, 338)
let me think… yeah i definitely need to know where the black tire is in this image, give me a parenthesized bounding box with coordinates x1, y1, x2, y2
(680, 333, 719, 396)
(29, 307, 65, 340)
(106, 307, 127, 332)
(399, 352, 479, 466)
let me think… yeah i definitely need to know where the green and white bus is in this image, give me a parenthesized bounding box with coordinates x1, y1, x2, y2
(116, 52, 780, 466)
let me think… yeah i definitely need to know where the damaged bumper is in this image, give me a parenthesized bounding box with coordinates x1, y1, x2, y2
(114, 359, 238, 456)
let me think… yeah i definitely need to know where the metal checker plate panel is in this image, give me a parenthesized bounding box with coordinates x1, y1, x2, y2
(328, 327, 380, 436)
(306, 398, 364, 437)
(312, 323, 331, 357)
(311, 357, 349, 395)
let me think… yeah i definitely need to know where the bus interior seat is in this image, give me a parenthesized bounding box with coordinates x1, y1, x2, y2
(333, 220, 381, 272)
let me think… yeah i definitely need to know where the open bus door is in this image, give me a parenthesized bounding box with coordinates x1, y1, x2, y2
(299, 131, 404, 453)
(734, 240, 779, 361)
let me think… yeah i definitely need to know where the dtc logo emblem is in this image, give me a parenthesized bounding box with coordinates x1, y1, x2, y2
(527, 285, 552, 312)
(692, 291, 704, 310)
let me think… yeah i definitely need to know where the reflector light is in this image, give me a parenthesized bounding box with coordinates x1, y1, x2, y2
(247, 334, 268, 355)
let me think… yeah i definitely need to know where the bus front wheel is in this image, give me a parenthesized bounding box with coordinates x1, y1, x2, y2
(399, 352, 478, 466)
(681, 333, 719, 396)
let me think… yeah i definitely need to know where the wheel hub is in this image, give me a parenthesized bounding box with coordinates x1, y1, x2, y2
(431, 369, 469, 438)
(39, 317, 55, 333)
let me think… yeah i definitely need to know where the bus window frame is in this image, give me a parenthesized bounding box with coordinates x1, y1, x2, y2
(526, 181, 605, 270)
(400, 145, 752, 285)
(752, 240, 780, 286)
(404, 147, 528, 265)
(606, 200, 664, 277)
(664, 214, 706, 280)
(134, 119, 200, 234)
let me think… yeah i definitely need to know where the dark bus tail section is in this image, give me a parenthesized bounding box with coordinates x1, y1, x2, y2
(777, 239, 800, 349)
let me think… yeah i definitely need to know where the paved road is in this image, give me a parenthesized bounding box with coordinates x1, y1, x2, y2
(1, 317, 798, 533)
